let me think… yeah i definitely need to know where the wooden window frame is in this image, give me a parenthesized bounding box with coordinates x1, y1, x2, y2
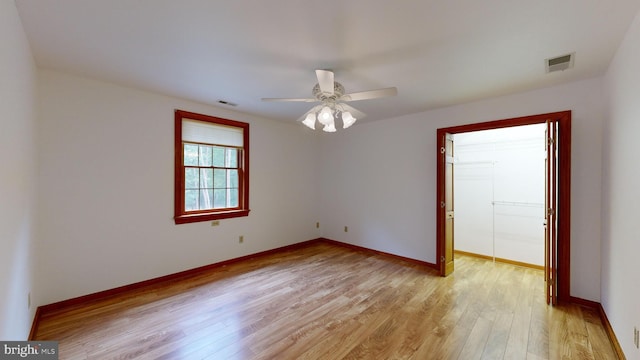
(174, 110, 250, 224)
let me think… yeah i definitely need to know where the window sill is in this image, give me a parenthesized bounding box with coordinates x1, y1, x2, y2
(174, 209, 250, 224)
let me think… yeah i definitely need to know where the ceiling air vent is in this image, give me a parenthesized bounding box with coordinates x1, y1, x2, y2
(218, 100, 237, 107)
(546, 53, 575, 73)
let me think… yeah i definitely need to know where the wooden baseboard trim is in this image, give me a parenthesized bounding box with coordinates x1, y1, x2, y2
(38, 238, 614, 347)
(31, 238, 437, 338)
(565, 296, 624, 360)
(319, 238, 439, 271)
(28, 307, 41, 341)
(567, 295, 600, 309)
(454, 249, 545, 271)
(30, 238, 324, 336)
(597, 303, 626, 360)
(38, 238, 322, 313)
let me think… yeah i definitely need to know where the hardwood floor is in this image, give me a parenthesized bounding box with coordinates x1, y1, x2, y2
(32, 241, 618, 359)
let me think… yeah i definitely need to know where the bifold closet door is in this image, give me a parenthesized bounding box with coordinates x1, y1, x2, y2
(545, 119, 558, 305)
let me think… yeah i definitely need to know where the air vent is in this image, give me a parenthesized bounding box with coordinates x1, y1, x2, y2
(546, 53, 575, 73)
(217, 100, 237, 107)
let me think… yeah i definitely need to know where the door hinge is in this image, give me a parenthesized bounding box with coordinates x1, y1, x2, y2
(547, 208, 555, 216)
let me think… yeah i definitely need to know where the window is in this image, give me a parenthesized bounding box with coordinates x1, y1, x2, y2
(174, 110, 249, 224)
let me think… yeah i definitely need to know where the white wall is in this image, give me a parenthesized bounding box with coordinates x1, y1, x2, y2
(602, 10, 640, 358)
(0, 0, 38, 340)
(35, 70, 321, 306)
(454, 125, 546, 266)
(320, 76, 604, 301)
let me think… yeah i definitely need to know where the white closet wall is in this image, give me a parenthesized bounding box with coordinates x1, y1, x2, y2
(453, 124, 546, 266)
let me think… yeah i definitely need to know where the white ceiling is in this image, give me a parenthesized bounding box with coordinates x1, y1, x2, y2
(15, 0, 640, 125)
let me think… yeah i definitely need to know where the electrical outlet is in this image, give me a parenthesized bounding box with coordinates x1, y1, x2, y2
(316, 222, 320, 229)
(344, 226, 348, 232)
(211, 220, 220, 226)
(239, 235, 244, 244)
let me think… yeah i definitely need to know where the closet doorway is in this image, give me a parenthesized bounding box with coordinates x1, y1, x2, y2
(436, 111, 571, 304)
(453, 124, 545, 269)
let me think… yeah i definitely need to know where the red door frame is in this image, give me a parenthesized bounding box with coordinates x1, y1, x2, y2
(436, 111, 571, 302)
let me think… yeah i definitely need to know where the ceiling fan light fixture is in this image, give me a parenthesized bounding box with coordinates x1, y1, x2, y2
(302, 112, 316, 129)
(262, 69, 397, 133)
(322, 118, 337, 132)
(318, 106, 334, 125)
(342, 111, 356, 129)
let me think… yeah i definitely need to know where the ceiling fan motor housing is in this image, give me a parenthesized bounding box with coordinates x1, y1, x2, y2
(312, 82, 345, 102)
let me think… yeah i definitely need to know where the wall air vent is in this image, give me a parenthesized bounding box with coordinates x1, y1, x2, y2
(545, 53, 575, 73)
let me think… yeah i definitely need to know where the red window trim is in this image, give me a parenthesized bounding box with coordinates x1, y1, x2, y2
(174, 109, 250, 224)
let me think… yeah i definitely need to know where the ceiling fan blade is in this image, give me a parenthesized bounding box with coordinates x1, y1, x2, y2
(316, 69, 335, 95)
(261, 97, 317, 102)
(341, 87, 397, 102)
(338, 103, 366, 120)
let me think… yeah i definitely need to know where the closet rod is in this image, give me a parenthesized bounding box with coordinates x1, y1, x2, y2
(492, 201, 543, 208)
(454, 160, 496, 165)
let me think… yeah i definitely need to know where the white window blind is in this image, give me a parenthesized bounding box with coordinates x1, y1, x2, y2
(182, 119, 243, 147)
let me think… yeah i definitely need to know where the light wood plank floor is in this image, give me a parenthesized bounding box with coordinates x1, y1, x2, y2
(33, 242, 617, 359)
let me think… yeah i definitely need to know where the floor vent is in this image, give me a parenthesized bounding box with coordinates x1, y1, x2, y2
(545, 53, 575, 73)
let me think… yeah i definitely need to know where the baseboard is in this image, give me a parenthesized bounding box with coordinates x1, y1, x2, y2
(318, 238, 439, 271)
(567, 295, 600, 309)
(454, 249, 544, 271)
(31, 237, 438, 336)
(565, 296, 625, 360)
(30, 237, 622, 359)
(28, 307, 41, 341)
(30, 238, 323, 339)
(597, 303, 626, 360)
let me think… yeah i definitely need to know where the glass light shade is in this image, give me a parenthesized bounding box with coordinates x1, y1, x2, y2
(318, 106, 334, 125)
(322, 118, 337, 132)
(302, 113, 316, 129)
(341, 111, 356, 128)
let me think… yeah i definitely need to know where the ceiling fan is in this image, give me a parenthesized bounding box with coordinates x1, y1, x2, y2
(261, 70, 397, 132)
